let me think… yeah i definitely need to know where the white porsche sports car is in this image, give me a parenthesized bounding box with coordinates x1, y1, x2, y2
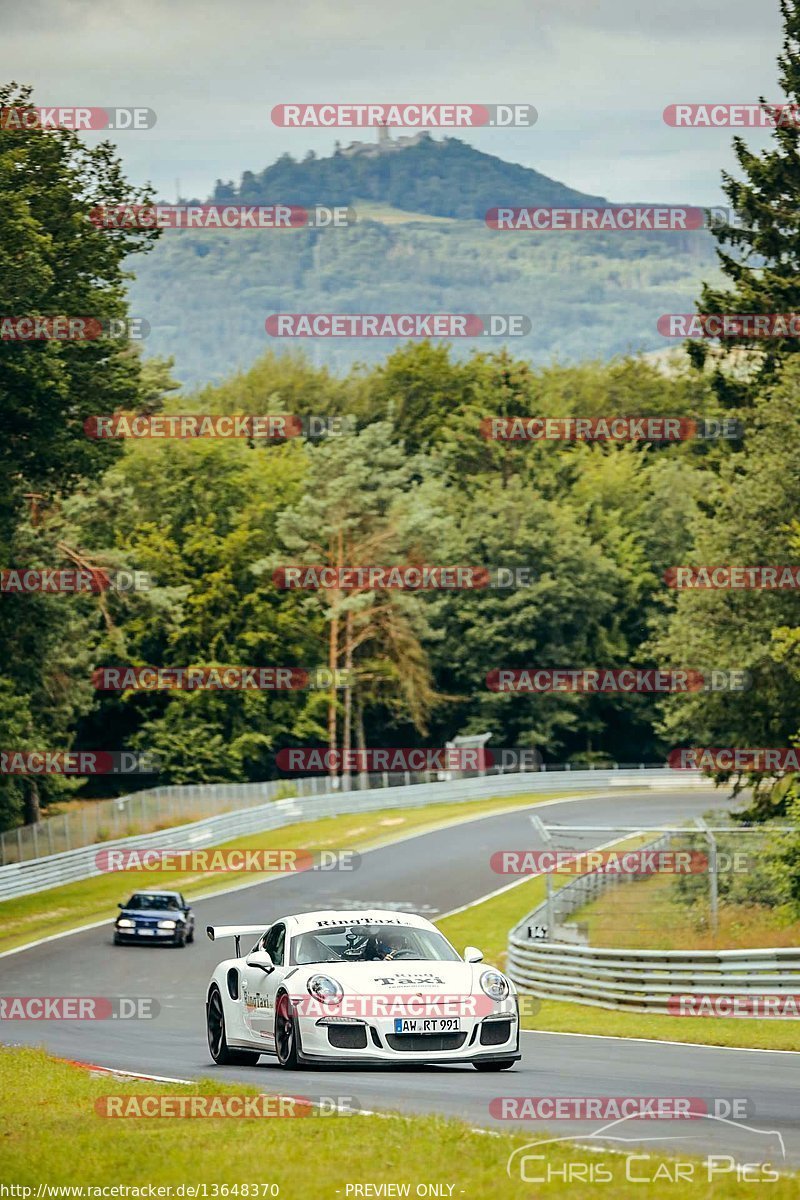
(205, 909, 520, 1070)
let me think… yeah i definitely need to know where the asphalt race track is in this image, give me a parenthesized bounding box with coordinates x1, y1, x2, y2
(2, 788, 798, 1169)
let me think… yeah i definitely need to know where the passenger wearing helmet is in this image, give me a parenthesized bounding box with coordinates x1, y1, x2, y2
(342, 928, 370, 960)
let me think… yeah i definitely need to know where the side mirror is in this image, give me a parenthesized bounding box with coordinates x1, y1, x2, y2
(245, 950, 275, 974)
(464, 946, 484, 963)
(118, 902, 125, 909)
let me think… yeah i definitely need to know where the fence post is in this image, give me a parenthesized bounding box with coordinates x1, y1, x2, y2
(545, 872, 554, 938)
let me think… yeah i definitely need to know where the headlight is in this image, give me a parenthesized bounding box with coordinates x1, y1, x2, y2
(116, 918, 134, 928)
(307, 974, 343, 1003)
(480, 969, 509, 1000)
(157, 920, 177, 930)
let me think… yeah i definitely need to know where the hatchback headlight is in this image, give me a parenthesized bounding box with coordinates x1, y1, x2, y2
(157, 920, 177, 930)
(307, 975, 343, 1003)
(116, 918, 134, 928)
(480, 969, 509, 1000)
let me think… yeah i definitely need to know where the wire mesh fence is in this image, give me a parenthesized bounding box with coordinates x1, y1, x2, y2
(0, 760, 676, 866)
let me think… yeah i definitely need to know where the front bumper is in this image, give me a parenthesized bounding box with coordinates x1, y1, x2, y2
(114, 925, 179, 941)
(293, 1005, 520, 1064)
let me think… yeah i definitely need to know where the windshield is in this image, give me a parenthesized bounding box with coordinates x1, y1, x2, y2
(125, 894, 181, 911)
(290, 923, 461, 965)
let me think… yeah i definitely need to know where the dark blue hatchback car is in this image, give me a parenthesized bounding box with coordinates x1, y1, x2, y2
(114, 889, 195, 947)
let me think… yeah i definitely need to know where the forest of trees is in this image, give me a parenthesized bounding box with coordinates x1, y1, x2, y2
(209, 134, 606, 220)
(3, 0, 800, 866)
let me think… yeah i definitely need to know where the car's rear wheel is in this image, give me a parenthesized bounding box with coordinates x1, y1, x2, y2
(207, 985, 260, 1065)
(473, 1059, 516, 1071)
(275, 992, 301, 1069)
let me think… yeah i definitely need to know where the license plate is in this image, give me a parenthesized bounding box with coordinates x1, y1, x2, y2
(393, 1018, 462, 1034)
(138, 928, 155, 936)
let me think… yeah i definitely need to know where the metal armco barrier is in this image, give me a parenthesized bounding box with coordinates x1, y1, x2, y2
(506, 938, 800, 1014)
(0, 767, 704, 902)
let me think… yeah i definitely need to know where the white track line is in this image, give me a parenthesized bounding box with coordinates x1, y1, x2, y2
(521, 1028, 800, 1055)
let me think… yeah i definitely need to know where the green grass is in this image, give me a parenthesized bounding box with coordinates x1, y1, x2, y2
(355, 200, 458, 224)
(436, 858, 800, 1053)
(0, 790, 571, 955)
(572, 869, 800, 951)
(1, 1047, 794, 1197)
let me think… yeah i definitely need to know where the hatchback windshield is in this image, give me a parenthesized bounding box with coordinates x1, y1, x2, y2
(290, 923, 460, 965)
(126, 894, 181, 911)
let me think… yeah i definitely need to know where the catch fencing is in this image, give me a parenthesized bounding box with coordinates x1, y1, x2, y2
(0, 766, 705, 901)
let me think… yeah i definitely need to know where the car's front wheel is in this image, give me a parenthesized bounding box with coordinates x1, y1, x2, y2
(206, 985, 260, 1065)
(275, 992, 301, 1069)
(173, 926, 187, 948)
(473, 1059, 516, 1071)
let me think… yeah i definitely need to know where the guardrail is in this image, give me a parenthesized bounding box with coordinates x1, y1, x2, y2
(0, 766, 705, 902)
(506, 939, 800, 1014)
(506, 830, 800, 1012)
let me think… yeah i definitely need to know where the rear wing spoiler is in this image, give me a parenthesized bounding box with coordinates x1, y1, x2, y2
(207, 924, 270, 956)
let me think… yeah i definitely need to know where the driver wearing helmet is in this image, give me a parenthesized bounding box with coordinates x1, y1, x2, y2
(373, 928, 411, 960)
(340, 925, 411, 961)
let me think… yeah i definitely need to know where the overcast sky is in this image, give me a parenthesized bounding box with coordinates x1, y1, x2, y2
(0, 0, 787, 204)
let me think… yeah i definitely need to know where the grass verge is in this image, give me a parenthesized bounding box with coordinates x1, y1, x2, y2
(572, 870, 800, 950)
(0, 1047, 794, 1197)
(0, 790, 570, 955)
(436, 862, 800, 1052)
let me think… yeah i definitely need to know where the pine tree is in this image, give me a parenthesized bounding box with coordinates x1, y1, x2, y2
(690, 0, 800, 406)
